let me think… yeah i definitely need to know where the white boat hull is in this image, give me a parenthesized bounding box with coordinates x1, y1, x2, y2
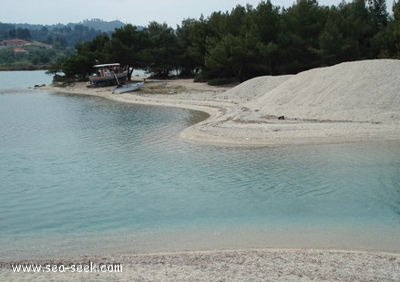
(113, 82, 144, 94)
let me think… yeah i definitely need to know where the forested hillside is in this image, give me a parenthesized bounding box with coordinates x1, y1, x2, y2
(60, 0, 400, 84)
(0, 19, 125, 70)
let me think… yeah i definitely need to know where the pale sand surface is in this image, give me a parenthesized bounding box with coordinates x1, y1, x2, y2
(1, 249, 400, 281)
(43, 59, 400, 146)
(21, 59, 400, 280)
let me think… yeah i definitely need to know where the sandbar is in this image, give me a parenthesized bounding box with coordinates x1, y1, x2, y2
(42, 60, 400, 147)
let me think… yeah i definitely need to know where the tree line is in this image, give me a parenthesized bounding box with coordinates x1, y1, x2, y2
(59, 0, 400, 84)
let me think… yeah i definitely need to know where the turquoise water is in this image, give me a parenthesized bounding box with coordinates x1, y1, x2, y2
(1, 71, 400, 259)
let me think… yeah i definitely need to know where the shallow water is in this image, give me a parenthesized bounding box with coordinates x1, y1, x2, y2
(0, 71, 400, 259)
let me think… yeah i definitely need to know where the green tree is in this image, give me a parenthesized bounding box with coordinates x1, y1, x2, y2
(394, 1, 400, 57)
(205, 32, 258, 82)
(61, 54, 93, 79)
(16, 28, 31, 40)
(176, 18, 208, 76)
(279, 0, 328, 73)
(142, 22, 179, 77)
(368, 0, 388, 30)
(0, 48, 15, 65)
(383, 0, 400, 57)
(319, 0, 379, 63)
(319, 6, 350, 64)
(247, 1, 281, 75)
(47, 57, 64, 75)
(106, 24, 146, 79)
(0, 23, 14, 40)
(61, 33, 110, 78)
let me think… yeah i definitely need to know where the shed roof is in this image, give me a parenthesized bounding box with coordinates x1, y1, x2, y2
(93, 63, 120, 68)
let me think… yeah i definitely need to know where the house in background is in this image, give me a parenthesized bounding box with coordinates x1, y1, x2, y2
(13, 47, 29, 55)
(0, 39, 30, 47)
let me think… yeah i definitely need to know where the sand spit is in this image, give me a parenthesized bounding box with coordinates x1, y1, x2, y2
(184, 59, 400, 146)
(43, 59, 400, 146)
(1, 249, 399, 281)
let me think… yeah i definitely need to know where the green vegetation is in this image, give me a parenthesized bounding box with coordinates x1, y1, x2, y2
(3, 1, 399, 83)
(60, 0, 400, 84)
(0, 45, 74, 71)
(0, 19, 125, 70)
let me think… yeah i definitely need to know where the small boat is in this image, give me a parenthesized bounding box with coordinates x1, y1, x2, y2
(113, 82, 144, 94)
(89, 63, 128, 87)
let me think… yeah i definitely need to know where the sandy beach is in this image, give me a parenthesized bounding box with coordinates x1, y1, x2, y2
(5, 59, 396, 281)
(43, 59, 400, 147)
(1, 249, 400, 281)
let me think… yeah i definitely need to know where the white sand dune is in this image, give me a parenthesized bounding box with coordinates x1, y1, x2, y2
(218, 74, 292, 102)
(180, 59, 400, 145)
(244, 59, 400, 123)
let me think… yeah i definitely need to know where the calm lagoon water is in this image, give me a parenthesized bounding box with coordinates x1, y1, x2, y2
(1, 71, 400, 259)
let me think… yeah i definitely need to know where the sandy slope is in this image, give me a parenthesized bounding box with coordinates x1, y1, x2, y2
(245, 59, 400, 123)
(217, 74, 293, 102)
(181, 59, 400, 145)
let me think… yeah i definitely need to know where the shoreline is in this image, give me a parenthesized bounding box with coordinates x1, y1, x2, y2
(42, 78, 400, 147)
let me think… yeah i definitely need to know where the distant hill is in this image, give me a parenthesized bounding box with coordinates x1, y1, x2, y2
(12, 19, 126, 33)
(0, 19, 129, 70)
(0, 19, 129, 48)
(79, 19, 125, 32)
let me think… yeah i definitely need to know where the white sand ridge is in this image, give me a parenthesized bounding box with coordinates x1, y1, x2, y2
(181, 59, 400, 145)
(241, 59, 400, 123)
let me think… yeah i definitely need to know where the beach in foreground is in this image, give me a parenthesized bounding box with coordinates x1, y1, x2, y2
(1, 249, 400, 281)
